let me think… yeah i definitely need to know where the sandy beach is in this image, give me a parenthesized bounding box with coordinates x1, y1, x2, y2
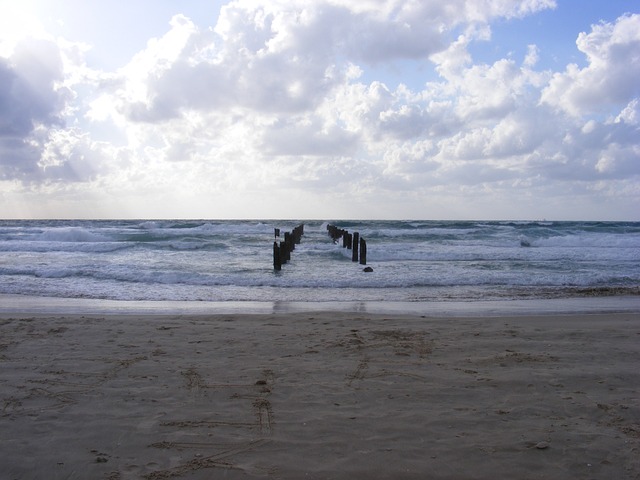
(1, 310, 639, 479)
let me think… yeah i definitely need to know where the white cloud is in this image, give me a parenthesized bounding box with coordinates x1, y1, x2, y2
(260, 117, 359, 156)
(1, 0, 639, 220)
(615, 98, 639, 125)
(540, 13, 640, 116)
(0, 37, 72, 180)
(109, 0, 558, 123)
(523, 44, 539, 67)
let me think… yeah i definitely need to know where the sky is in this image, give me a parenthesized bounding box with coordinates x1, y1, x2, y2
(0, 0, 638, 220)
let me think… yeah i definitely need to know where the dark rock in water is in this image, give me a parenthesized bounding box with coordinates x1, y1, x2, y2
(520, 239, 531, 247)
(363, 267, 373, 272)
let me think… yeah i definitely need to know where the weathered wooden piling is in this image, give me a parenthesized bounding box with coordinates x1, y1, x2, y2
(359, 237, 367, 265)
(327, 224, 368, 266)
(352, 232, 359, 262)
(284, 232, 292, 252)
(273, 242, 281, 270)
(273, 223, 304, 270)
(327, 224, 347, 244)
(297, 224, 304, 241)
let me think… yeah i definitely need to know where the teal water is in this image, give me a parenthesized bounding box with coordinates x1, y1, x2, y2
(0, 220, 638, 302)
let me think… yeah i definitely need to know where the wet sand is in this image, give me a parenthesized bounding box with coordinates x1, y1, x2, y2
(1, 311, 639, 479)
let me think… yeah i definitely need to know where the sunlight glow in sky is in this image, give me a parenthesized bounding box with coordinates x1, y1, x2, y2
(0, 0, 638, 220)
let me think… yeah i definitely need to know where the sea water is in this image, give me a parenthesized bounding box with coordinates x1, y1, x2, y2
(0, 219, 638, 303)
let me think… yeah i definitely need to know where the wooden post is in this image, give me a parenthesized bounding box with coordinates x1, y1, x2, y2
(274, 228, 280, 238)
(352, 232, 359, 262)
(273, 242, 281, 270)
(328, 225, 344, 243)
(359, 238, 367, 265)
(284, 232, 292, 252)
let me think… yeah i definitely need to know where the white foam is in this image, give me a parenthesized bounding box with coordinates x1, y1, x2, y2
(37, 227, 111, 243)
(1, 294, 638, 317)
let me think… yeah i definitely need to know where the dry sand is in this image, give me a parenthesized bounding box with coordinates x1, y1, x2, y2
(1, 311, 639, 479)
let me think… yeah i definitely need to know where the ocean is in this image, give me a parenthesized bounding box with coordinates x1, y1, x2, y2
(0, 219, 638, 304)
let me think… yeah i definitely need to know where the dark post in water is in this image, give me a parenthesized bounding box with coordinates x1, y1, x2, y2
(327, 224, 368, 266)
(273, 242, 281, 270)
(359, 238, 367, 265)
(352, 232, 359, 262)
(273, 223, 304, 270)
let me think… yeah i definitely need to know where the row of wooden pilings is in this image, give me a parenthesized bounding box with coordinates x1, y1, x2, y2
(273, 224, 304, 271)
(326, 224, 367, 265)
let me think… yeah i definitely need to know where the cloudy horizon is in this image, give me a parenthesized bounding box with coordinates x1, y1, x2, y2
(1, 0, 638, 220)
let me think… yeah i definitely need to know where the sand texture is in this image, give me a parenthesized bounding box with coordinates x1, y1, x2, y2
(1, 312, 639, 479)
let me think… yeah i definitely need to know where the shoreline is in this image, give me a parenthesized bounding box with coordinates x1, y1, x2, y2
(1, 293, 639, 317)
(1, 310, 639, 479)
